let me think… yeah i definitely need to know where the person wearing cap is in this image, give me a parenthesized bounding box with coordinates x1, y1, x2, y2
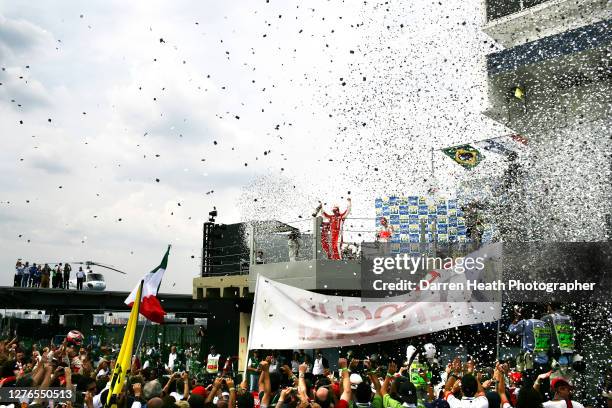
(191, 385, 208, 398)
(96, 358, 109, 378)
(541, 377, 585, 408)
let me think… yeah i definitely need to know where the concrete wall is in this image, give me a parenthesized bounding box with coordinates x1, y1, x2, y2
(193, 275, 249, 299)
(248, 259, 362, 292)
(483, 0, 610, 47)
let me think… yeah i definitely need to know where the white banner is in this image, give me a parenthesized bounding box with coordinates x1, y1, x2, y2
(249, 275, 501, 350)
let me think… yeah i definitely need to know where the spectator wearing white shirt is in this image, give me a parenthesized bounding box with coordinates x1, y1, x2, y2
(542, 378, 585, 408)
(167, 345, 178, 372)
(444, 373, 488, 408)
(14, 259, 24, 287)
(96, 359, 110, 378)
(76, 266, 86, 290)
(312, 350, 328, 376)
(291, 351, 300, 374)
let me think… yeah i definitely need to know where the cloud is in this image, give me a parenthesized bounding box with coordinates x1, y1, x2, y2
(0, 14, 54, 60)
(29, 156, 71, 175)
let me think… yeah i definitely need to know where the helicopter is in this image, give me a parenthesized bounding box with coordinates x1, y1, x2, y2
(43, 261, 126, 291)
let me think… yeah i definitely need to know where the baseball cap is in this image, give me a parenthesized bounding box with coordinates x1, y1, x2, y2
(509, 371, 523, 384)
(191, 385, 208, 398)
(551, 377, 572, 389)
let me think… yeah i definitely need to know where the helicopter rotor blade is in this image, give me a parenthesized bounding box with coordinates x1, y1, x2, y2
(87, 262, 127, 275)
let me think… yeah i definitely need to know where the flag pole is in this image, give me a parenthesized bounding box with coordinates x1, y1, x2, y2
(135, 318, 148, 363)
(243, 274, 262, 384)
(431, 147, 434, 178)
(496, 319, 501, 361)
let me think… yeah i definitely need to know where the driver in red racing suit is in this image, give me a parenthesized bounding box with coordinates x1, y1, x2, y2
(317, 198, 351, 260)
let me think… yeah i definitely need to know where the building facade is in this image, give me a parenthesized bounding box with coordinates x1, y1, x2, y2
(481, 0, 611, 241)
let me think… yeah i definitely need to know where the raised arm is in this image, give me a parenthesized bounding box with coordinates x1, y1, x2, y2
(276, 387, 292, 408)
(260, 360, 272, 407)
(496, 364, 509, 406)
(476, 372, 485, 397)
(297, 362, 308, 396)
(534, 370, 551, 392)
(182, 371, 190, 398)
(206, 377, 223, 404)
(380, 361, 396, 397)
(338, 358, 352, 402)
(342, 198, 352, 219)
(162, 372, 177, 397)
(64, 366, 72, 390)
(281, 365, 298, 386)
(227, 377, 236, 408)
(364, 359, 381, 396)
(443, 374, 461, 400)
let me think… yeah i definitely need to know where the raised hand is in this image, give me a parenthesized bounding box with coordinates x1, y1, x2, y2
(280, 387, 292, 400)
(132, 383, 142, 398)
(537, 371, 552, 381)
(213, 377, 223, 388)
(84, 391, 94, 408)
(452, 379, 462, 393)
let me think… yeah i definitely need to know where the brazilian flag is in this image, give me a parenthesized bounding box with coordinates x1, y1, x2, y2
(442, 144, 484, 169)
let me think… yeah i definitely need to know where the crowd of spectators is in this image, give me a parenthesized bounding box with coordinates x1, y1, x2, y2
(1, 332, 610, 408)
(13, 260, 87, 290)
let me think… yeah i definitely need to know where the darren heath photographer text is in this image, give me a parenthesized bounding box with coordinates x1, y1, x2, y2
(371, 279, 596, 292)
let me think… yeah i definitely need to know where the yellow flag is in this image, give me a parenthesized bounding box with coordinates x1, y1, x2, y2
(106, 281, 143, 407)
